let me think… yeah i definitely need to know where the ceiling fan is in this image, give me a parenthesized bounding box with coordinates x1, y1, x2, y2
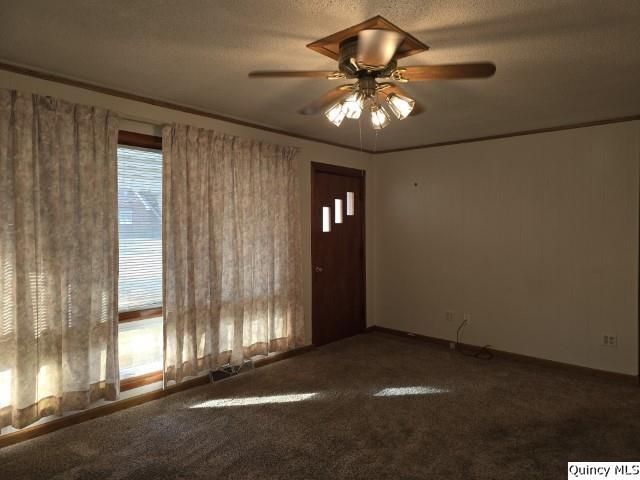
(249, 16, 496, 130)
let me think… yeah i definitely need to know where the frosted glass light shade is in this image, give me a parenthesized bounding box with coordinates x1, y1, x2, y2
(341, 93, 363, 119)
(387, 93, 415, 120)
(325, 103, 346, 127)
(371, 105, 390, 129)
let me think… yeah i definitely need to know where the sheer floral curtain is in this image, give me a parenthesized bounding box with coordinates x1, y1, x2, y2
(0, 89, 119, 429)
(163, 124, 304, 384)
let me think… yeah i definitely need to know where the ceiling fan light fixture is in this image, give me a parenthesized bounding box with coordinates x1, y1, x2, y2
(325, 102, 347, 127)
(341, 93, 364, 119)
(249, 17, 497, 136)
(386, 93, 415, 120)
(371, 104, 390, 130)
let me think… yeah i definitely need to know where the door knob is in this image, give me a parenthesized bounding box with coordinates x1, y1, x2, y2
(315, 266, 323, 273)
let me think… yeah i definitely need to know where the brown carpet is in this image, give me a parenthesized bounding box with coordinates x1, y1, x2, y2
(1, 332, 639, 479)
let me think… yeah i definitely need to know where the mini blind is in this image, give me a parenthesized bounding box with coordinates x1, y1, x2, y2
(117, 145, 162, 312)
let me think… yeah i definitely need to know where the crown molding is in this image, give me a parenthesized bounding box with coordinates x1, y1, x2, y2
(374, 114, 640, 154)
(0, 61, 373, 154)
(1, 61, 638, 157)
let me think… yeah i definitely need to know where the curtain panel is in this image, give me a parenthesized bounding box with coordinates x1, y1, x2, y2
(163, 124, 304, 384)
(0, 89, 119, 429)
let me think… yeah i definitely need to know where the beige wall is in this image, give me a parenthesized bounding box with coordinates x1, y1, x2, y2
(372, 121, 640, 375)
(0, 69, 374, 345)
(2, 69, 638, 376)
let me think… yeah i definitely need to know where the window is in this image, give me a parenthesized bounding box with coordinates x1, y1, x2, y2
(119, 316, 163, 381)
(117, 144, 162, 312)
(119, 208, 133, 225)
(117, 131, 163, 389)
(322, 206, 331, 232)
(334, 198, 343, 224)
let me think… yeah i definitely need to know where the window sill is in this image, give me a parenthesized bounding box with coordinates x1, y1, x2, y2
(120, 371, 163, 392)
(119, 307, 163, 323)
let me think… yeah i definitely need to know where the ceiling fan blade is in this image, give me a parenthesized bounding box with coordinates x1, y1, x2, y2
(377, 85, 424, 116)
(249, 70, 341, 78)
(397, 63, 496, 81)
(298, 85, 354, 115)
(357, 29, 405, 69)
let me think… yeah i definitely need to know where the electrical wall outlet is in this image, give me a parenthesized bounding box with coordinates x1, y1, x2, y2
(463, 313, 471, 324)
(602, 334, 617, 347)
(445, 311, 454, 322)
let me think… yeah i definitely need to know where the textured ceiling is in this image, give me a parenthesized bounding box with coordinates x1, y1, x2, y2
(1, 0, 639, 151)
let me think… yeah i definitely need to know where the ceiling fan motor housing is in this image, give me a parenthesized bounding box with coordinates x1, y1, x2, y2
(358, 75, 378, 98)
(338, 36, 397, 78)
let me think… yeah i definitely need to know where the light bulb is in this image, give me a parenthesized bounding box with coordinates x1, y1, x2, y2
(341, 93, 363, 119)
(386, 93, 415, 120)
(371, 105, 390, 130)
(325, 102, 346, 127)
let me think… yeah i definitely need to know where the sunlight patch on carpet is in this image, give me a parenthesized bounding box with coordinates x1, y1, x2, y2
(191, 393, 319, 408)
(374, 386, 448, 397)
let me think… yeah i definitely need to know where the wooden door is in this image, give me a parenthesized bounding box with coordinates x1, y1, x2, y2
(311, 162, 366, 346)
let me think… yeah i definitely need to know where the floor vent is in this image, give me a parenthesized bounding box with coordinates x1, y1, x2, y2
(209, 360, 254, 382)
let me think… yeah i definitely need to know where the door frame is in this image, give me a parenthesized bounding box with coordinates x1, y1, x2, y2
(310, 161, 366, 345)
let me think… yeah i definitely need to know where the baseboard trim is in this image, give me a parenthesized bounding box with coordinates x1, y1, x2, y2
(254, 344, 315, 368)
(0, 344, 315, 449)
(367, 325, 638, 385)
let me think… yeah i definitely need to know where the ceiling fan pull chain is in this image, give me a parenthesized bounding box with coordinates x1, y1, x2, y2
(358, 114, 363, 152)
